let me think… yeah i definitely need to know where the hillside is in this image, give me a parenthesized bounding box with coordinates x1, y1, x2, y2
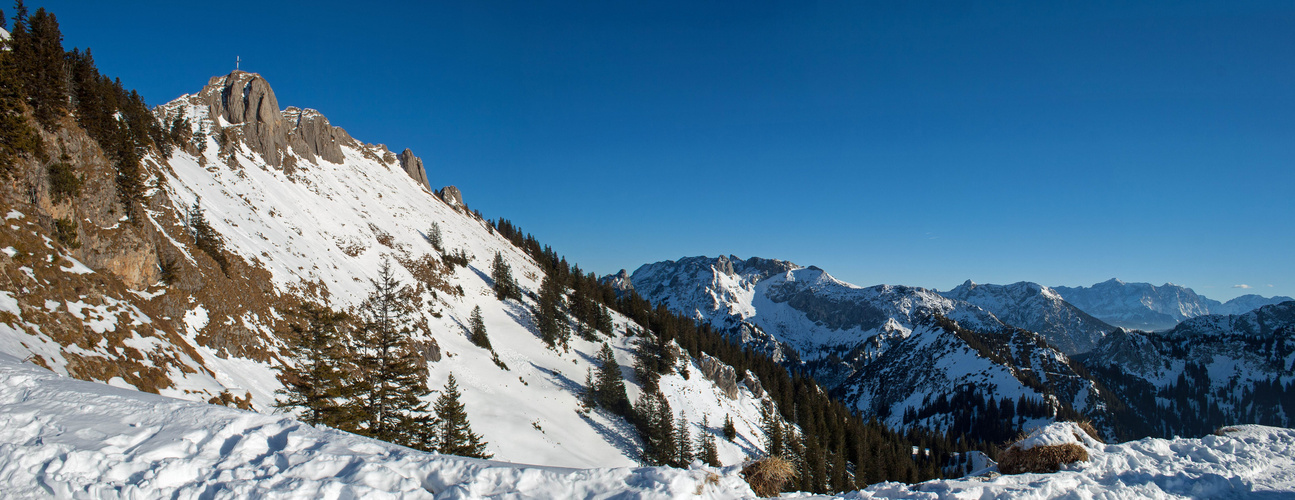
(622, 256, 1108, 440)
(0, 68, 772, 468)
(1080, 301, 1295, 439)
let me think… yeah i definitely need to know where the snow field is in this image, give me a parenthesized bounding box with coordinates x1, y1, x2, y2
(0, 353, 757, 499)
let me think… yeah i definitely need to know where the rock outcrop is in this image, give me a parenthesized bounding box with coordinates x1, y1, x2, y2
(398, 148, 430, 189)
(698, 353, 740, 399)
(437, 186, 464, 207)
(204, 71, 287, 168)
(284, 107, 351, 165)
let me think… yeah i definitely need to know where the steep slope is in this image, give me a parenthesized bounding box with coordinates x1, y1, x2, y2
(1080, 301, 1295, 439)
(941, 280, 1114, 354)
(625, 256, 1107, 436)
(1053, 279, 1292, 331)
(0, 71, 774, 468)
(0, 352, 755, 498)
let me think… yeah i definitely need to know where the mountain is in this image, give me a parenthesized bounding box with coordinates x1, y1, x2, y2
(624, 255, 1109, 439)
(0, 69, 774, 469)
(1053, 279, 1293, 331)
(1079, 301, 1295, 439)
(940, 280, 1114, 354)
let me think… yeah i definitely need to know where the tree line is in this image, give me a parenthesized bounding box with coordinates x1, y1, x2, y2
(489, 217, 997, 493)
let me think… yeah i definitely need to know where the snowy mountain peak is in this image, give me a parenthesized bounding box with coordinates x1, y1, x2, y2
(942, 281, 1112, 354)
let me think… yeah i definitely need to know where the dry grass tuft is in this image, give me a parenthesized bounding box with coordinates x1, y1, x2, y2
(998, 443, 1089, 475)
(742, 456, 796, 497)
(1074, 420, 1103, 443)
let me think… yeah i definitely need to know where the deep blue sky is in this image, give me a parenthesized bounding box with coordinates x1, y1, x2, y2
(38, 1, 1295, 300)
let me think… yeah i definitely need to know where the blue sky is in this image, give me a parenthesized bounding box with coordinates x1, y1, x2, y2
(39, 1, 1295, 300)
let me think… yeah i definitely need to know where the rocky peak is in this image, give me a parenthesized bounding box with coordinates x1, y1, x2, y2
(203, 71, 287, 167)
(398, 148, 430, 189)
(283, 107, 352, 165)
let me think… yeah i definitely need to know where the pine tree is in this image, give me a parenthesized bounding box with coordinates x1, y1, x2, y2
(187, 198, 229, 274)
(274, 303, 355, 429)
(633, 388, 675, 466)
(762, 399, 785, 458)
(0, 2, 40, 177)
(593, 342, 630, 415)
(468, 305, 490, 350)
(352, 258, 431, 448)
(536, 273, 570, 350)
(20, 7, 66, 128)
(490, 252, 521, 301)
(674, 415, 693, 466)
(427, 222, 443, 251)
(723, 413, 737, 442)
(432, 373, 492, 458)
(698, 416, 720, 467)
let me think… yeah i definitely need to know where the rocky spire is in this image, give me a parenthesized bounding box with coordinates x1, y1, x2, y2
(198, 71, 357, 169)
(398, 148, 430, 189)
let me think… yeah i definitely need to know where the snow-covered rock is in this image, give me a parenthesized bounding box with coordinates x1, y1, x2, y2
(941, 280, 1113, 354)
(1053, 278, 1293, 332)
(624, 256, 1105, 433)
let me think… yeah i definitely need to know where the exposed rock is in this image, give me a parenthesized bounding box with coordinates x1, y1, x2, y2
(398, 148, 430, 188)
(698, 353, 740, 399)
(600, 270, 635, 297)
(284, 107, 351, 164)
(437, 186, 464, 207)
(204, 71, 287, 168)
(415, 338, 442, 363)
(743, 370, 765, 399)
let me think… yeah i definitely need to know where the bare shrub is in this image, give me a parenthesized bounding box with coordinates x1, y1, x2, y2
(742, 456, 795, 497)
(997, 443, 1088, 475)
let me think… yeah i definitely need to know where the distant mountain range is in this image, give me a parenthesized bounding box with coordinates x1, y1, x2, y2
(610, 256, 1295, 441)
(1051, 279, 1292, 332)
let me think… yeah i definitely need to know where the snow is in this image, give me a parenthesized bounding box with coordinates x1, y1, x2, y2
(59, 255, 95, 274)
(0, 352, 755, 499)
(4, 354, 1294, 499)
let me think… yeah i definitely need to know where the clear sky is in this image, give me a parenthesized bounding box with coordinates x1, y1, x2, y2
(36, 1, 1295, 301)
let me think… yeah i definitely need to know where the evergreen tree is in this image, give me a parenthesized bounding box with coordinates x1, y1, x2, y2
(698, 416, 720, 466)
(187, 198, 229, 274)
(674, 415, 693, 466)
(633, 388, 675, 466)
(723, 414, 737, 442)
(21, 7, 64, 126)
(490, 252, 521, 301)
(536, 273, 570, 350)
(468, 305, 490, 350)
(432, 374, 492, 458)
(593, 342, 630, 415)
(352, 258, 431, 448)
(274, 303, 355, 429)
(427, 222, 443, 251)
(580, 368, 597, 411)
(0, 3, 40, 178)
(762, 399, 785, 458)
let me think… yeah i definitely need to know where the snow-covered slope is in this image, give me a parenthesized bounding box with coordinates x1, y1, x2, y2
(0, 71, 774, 469)
(7, 354, 1293, 499)
(1080, 301, 1295, 439)
(624, 256, 1105, 433)
(941, 280, 1114, 354)
(1053, 279, 1293, 331)
(0, 352, 755, 499)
